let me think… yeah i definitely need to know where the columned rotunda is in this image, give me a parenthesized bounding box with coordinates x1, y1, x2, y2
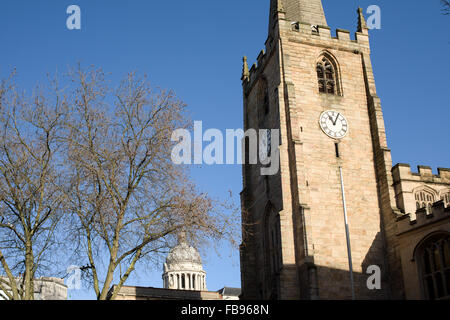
(162, 233, 207, 291)
(109, 233, 241, 300)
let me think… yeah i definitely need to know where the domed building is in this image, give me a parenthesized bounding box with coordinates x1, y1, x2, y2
(162, 233, 207, 291)
(108, 232, 240, 300)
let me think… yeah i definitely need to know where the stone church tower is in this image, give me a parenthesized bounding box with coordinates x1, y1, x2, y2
(240, 0, 405, 300)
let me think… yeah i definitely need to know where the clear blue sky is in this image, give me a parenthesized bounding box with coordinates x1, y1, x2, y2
(0, 0, 448, 300)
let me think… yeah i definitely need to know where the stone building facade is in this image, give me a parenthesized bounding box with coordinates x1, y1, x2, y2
(393, 165, 450, 300)
(109, 285, 223, 301)
(0, 277, 67, 300)
(109, 235, 240, 300)
(239, 0, 450, 300)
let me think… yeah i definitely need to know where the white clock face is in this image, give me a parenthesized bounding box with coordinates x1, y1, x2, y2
(319, 110, 348, 139)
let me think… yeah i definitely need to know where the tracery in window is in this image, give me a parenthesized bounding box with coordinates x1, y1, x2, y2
(316, 56, 339, 95)
(441, 191, 450, 208)
(415, 190, 436, 213)
(417, 234, 450, 300)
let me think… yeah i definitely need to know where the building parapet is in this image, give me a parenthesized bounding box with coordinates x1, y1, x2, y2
(108, 285, 223, 301)
(242, 12, 371, 93)
(393, 163, 450, 185)
(397, 201, 450, 235)
(0, 276, 67, 300)
(286, 20, 368, 45)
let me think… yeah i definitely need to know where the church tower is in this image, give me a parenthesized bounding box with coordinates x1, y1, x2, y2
(240, 0, 404, 300)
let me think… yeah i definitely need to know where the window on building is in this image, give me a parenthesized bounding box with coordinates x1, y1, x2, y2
(264, 209, 282, 300)
(441, 192, 450, 208)
(258, 78, 270, 116)
(418, 235, 450, 300)
(317, 57, 338, 95)
(415, 190, 435, 213)
(267, 213, 282, 276)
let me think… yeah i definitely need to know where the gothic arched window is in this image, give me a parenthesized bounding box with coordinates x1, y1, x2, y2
(264, 210, 282, 277)
(317, 56, 339, 95)
(417, 234, 450, 300)
(415, 190, 436, 213)
(263, 207, 282, 300)
(441, 191, 450, 208)
(257, 78, 270, 119)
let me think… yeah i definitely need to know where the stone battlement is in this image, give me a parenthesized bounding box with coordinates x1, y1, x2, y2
(393, 163, 450, 185)
(397, 200, 450, 235)
(392, 164, 450, 217)
(242, 10, 371, 93)
(287, 21, 369, 46)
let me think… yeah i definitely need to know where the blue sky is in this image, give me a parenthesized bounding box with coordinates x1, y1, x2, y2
(0, 1, 448, 299)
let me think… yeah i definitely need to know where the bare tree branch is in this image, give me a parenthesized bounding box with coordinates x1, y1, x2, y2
(442, 0, 450, 14)
(0, 71, 67, 299)
(61, 65, 238, 300)
(0, 65, 239, 300)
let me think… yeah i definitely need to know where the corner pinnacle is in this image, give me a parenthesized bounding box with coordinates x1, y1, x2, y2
(241, 56, 249, 81)
(357, 7, 369, 33)
(277, 0, 284, 13)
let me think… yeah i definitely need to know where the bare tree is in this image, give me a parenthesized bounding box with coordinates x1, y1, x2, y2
(0, 71, 67, 300)
(62, 65, 237, 300)
(443, 0, 450, 14)
(0, 66, 239, 300)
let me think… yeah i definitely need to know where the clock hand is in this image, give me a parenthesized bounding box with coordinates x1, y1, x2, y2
(333, 113, 340, 126)
(328, 115, 335, 124)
